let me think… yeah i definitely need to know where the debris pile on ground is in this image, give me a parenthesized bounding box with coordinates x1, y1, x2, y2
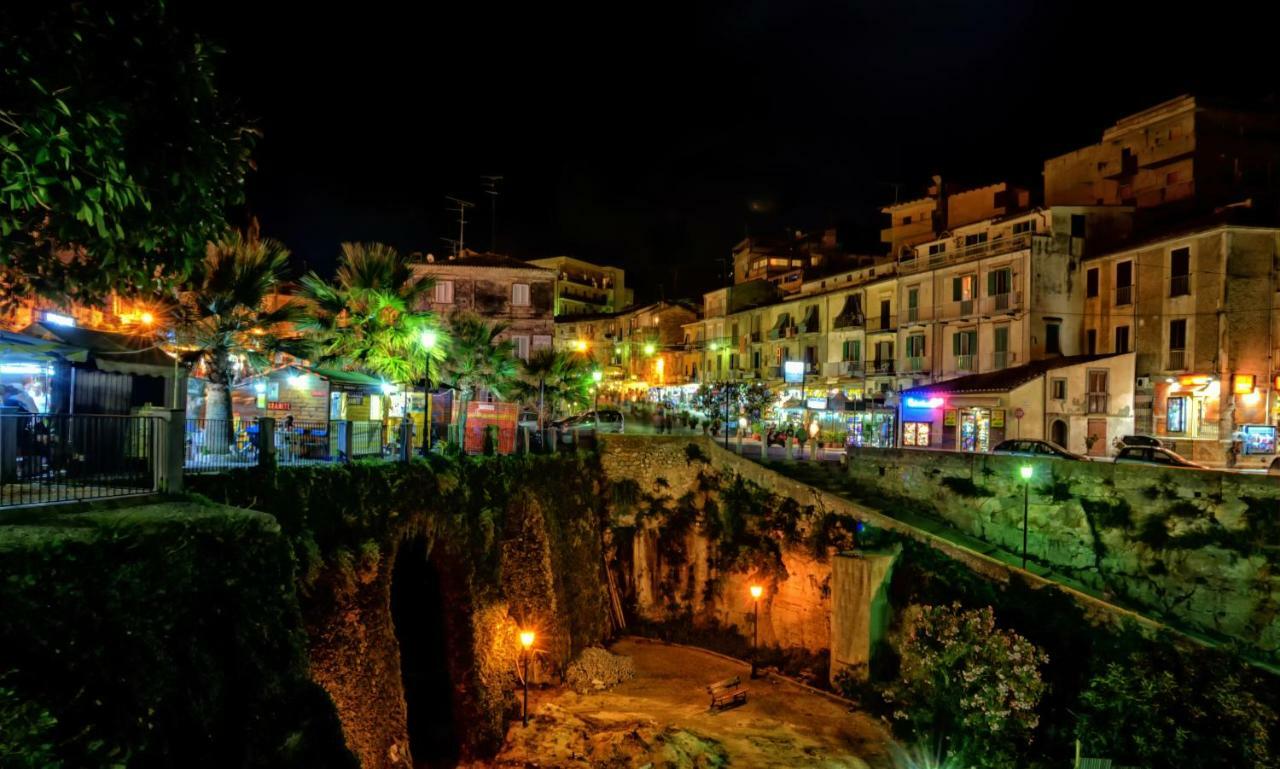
(565, 647, 636, 693)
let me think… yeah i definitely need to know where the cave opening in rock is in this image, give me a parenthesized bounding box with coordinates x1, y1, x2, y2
(391, 537, 459, 768)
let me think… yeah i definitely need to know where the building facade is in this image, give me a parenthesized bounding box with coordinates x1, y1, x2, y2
(527, 255, 632, 318)
(410, 252, 556, 361)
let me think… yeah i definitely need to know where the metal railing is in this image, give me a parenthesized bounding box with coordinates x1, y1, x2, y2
(903, 356, 929, 373)
(1169, 274, 1190, 297)
(833, 312, 865, 329)
(1166, 349, 1187, 370)
(953, 354, 976, 373)
(185, 418, 261, 473)
(272, 420, 333, 464)
(1, 413, 159, 507)
(1087, 393, 1109, 414)
(866, 315, 897, 333)
(898, 232, 1036, 275)
(868, 359, 895, 375)
(1115, 284, 1133, 306)
(982, 291, 1022, 315)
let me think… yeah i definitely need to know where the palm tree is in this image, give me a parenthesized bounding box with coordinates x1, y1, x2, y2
(438, 313, 517, 443)
(515, 348, 593, 429)
(298, 242, 445, 384)
(174, 229, 309, 452)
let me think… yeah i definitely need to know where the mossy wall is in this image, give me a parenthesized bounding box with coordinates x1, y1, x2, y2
(0, 501, 356, 769)
(188, 453, 611, 769)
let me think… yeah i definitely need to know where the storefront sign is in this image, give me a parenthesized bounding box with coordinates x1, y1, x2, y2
(806, 397, 828, 410)
(991, 409, 1005, 428)
(783, 360, 805, 384)
(943, 409, 957, 427)
(904, 396, 943, 409)
(1233, 374, 1256, 395)
(1241, 424, 1277, 455)
(267, 401, 291, 411)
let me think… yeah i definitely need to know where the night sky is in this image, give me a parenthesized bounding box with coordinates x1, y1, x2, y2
(185, 1, 1278, 301)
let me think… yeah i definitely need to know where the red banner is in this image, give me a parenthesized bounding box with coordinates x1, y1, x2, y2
(463, 401, 519, 455)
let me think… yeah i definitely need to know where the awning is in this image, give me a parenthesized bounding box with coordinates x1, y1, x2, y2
(0, 329, 89, 365)
(21, 323, 181, 376)
(770, 313, 792, 329)
(305, 366, 384, 391)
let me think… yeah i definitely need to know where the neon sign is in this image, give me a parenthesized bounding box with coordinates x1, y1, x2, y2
(905, 396, 944, 409)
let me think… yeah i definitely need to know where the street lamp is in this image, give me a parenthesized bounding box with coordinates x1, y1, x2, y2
(1020, 465, 1033, 569)
(643, 342, 656, 356)
(749, 584, 763, 678)
(592, 369, 603, 417)
(519, 630, 536, 727)
(420, 330, 439, 452)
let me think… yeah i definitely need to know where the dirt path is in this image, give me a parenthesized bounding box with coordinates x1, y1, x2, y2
(466, 638, 893, 768)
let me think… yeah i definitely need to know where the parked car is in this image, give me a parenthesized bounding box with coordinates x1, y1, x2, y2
(1113, 434, 1163, 451)
(991, 439, 1087, 461)
(1113, 446, 1208, 469)
(557, 409, 625, 441)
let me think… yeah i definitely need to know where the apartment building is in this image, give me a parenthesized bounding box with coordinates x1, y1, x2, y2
(527, 255, 633, 318)
(1079, 211, 1280, 467)
(410, 251, 556, 361)
(555, 300, 698, 390)
(881, 177, 1031, 260)
(1044, 94, 1280, 215)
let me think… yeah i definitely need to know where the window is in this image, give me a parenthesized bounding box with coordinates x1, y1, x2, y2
(963, 232, 989, 248)
(1086, 329, 1097, 355)
(928, 242, 946, 256)
(903, 422, 931, 447)
(902, 215, 912, 225)
(1169, 318, 1187, 350)
(1087, 370, 1108, 414)
(987, 267, 1012, 297)
(842, 339, 861, 361)
(1086, 267, 1099, 298)
(1115, 325, 1130, 353)
(1012, 219, 1037, 235)
(513, 335, 531, 360)
(1167, 395, 1188, 433)
(532, 334, 553, 350)
(1045, 322, 1061, 355)
(1070, 214, 1086, 238)
(1051, 378, 1067, 400)
(906, 334, 925, 357)
(1115, 261, 1133, 305)
(1170, 247, 1190, 296)
(952, 274, 976, 302)
(752, 350, 761, 370)
(433, 280, 455, 303)
(512, 283, 530, 306)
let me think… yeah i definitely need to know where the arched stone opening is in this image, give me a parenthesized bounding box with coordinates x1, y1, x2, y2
(390, 536, 459, 768)
(1051, 419, 1068, 449)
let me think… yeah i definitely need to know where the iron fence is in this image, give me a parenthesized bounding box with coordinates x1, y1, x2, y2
(185, 418, 261, 473)
(1, 413, 159, 507)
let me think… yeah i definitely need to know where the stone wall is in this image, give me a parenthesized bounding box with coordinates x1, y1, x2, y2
(844, 445, 1280, 657)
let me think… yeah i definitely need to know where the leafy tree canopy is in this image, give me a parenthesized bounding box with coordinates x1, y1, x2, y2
(0, 0, 257, 308)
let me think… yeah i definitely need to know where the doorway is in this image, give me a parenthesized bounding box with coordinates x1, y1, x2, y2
(1050, 419, 1068, 449)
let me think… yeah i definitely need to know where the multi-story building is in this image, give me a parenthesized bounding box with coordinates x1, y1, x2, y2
(410, 251, 556, 361)
(526, 255, 632, 318)
(731, 229, 869, 295)
(555, 300, 698, 392)
(1044, 94, 1280, 215)
(1078, 209, 1280, 467)
(881, 177, 1031, 260)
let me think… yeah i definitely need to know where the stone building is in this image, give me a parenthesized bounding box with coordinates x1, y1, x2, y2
(526, 255, 633, 318)
(410, 251, 556, 361)
(1078, 210, 1280, 466)
(554, 300, 698, 392)
(1044, 94, 1280, 216)
(880, 176, 1030, 260)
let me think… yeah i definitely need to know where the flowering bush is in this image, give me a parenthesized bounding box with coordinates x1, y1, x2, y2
(887, 603, 1047, 766)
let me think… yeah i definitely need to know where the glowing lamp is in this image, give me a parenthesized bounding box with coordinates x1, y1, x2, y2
(42, 311, 76, 327)
(738, 416, 748, 428)
(1019, 465, 1034, 481)
(419, 329, 438, 350)
(253, 382, 267, 394)
(572, 339, 589, 353)
(1178, 374, 1210, 387)
(643, 342, 656, 356)
(592, 369, 603, 383)
(0, 363, 48, 375)
(709, 341, 719, 352)
(519, 630, 536, 650)
(904, 396, 944, 409)
(749, 585, 763, 600)
(288, 374, 307, 389)
(1244, 391, 1262, 406)
(140, 311, 155, 325)
(1233, 374, 1256, 395)
(381, 382, 396, 395)
(808, 420, 819, 438)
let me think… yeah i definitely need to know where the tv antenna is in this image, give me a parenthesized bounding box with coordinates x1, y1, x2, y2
(445, 196, 474, 255)
(480, 175, 503, 253)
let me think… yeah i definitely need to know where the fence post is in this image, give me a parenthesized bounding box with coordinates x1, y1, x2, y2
(0, 407, 17, 484)
(399, 420, 413, 461)
(139, 407, 184, 494)
(338, 420, 353, 462)
(258, 417, 276, 468)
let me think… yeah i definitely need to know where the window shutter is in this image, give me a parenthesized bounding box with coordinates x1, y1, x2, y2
(952, 277, 962, 302)
(987, 271, 996, 297)
(852, 340, 861, 361)
(952, 333, 961, 355)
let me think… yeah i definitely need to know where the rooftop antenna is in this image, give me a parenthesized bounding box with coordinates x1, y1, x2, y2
(440, 237, 459, 258)
(480, 175, 503, 253)
(445, 196, 474, 255)
(889, 182, 904, 204)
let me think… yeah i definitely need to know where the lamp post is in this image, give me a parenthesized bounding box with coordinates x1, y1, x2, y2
(749, 584, 763, 678)
(519, 630, 535, 727)
(419, 330, 438, 451)
(1020, 464, 1033, 569)
(592, 369, 602, 419)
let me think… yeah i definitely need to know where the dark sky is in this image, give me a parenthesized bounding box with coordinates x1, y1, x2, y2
(185, 1, 1278, 302)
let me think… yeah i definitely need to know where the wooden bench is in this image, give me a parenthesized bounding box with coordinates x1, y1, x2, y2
(706, 675, 748, 710)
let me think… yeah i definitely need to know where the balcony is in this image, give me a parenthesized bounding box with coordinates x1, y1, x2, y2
(833, 312, 865, 330)
(1087, 392, 1109, 414)
(1170, 274, 1190, 297)
(1115, 284, 1132, 306)
(904, 306, 932, 324)
(767, 324, 798, 341)
(981, 291, 1023, 315)
(866, 315, 897, 333)
(749, 330, 762, 343)
(902, 356, 929, 373)
(953, 354, 976, 373)
(868, 360, 895, 375)
(1167, 349, 1187, 371)
(897, 232, 1035, 275)
(988, 350, 1016, 370)
(942, 299, 977, 320)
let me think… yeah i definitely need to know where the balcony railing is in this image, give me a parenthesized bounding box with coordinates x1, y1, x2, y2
(898, 232, 1035, 275)
(868, 360, 895, 375)
(749, 330, 762, 343)
(1, 413, 160, 507)
(833, 312, 865, 330)
(1087, 393, 1109, 414)
(768, 325, 797, 340)
(1167, 349, 1187, 370)
(903, 356, 929, 373)
(1170, 274, 1190, 297)
(866, 315, 897, 333)
(953, 354, 976, 373)
(988, 350, 1016, 370)
(904, 306, 932, 323)
(982, 291, 1022, 315)
(1115, 284, 1132, 306)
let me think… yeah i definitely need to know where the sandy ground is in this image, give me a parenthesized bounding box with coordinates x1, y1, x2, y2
(465, 638, 893, 769)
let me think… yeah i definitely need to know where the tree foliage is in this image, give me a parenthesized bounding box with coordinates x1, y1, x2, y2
(298, 242, 444, 384)
(438, 313, 518, 436)
(512, 348, 594, 426)
(0, 1, 257, 306)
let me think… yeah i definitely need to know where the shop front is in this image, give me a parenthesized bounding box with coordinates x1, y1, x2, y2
(1151, 374, 1222, 464)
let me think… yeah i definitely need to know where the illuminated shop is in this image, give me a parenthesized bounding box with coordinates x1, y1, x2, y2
(1151, 372, 1277, 466)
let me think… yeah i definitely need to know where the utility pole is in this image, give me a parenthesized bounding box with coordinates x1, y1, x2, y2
(481, 175, 503, 253)
(445, 196, 474, 255)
